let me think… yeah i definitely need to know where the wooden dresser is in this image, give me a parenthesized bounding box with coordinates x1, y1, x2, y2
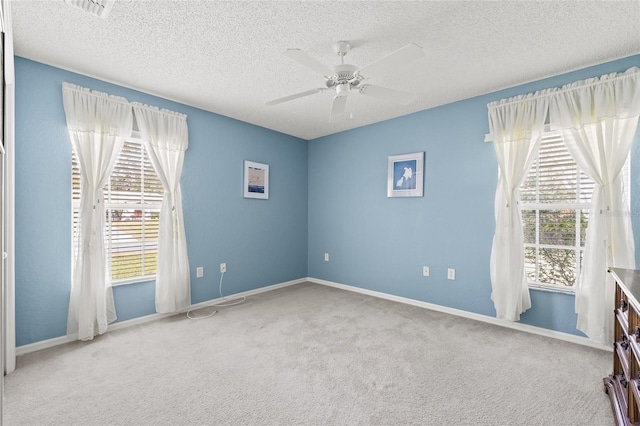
(606, 268, 640, 425)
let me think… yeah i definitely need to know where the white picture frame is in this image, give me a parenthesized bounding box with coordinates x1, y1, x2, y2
(243, 160, 269, 199)
(387, 152, 424, 197)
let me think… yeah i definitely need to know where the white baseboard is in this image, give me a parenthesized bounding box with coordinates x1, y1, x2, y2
(15, 334, 75, 356)
(16, 276, 608, 356)
(15, 277, 306, 356)
(179, 277, 305, 312)
(307, 277, 611, 352)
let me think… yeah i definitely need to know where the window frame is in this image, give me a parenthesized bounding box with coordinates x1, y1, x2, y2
(72, 133, 163, 286)
(520, 130, 630, 294)
(519, 128, 595, 294)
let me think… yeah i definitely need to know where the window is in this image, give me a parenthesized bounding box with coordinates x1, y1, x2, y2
(521, 132, 592, 291)
(520, 131, 629, 291)
(72, 140, 163, 284)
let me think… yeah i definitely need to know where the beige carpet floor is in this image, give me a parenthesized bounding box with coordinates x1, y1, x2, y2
(4, 282, 613, 425)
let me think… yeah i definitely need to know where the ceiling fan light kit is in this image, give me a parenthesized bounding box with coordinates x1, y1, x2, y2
(266, 41, 425, 122)
(335, 82, 350, 97)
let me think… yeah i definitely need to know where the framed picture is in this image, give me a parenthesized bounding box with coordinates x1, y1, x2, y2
(387, 152, 424, 197)
(243, 160, 269, 199)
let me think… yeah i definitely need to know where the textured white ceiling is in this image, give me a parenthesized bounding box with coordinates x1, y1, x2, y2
(11, 0, 640, 140)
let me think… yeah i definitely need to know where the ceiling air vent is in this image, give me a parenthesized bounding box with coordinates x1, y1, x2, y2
(63, 0, 115, 19)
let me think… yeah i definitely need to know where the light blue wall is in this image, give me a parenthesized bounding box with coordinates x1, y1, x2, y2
(15, 54, 640, 346)
(308, 54, 640, 336)
(15, 57, 308, 346)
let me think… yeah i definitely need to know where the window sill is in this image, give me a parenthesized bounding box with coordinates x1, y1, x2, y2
(112, 275, 156, 286)
(528, 283, 575, 295)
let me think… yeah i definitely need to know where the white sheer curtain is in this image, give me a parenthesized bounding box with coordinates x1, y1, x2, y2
(63, 83, 133, 340)
(132, 103, 190, 313)
(488, 93, 550, 321)
(550, 67, 640, 345)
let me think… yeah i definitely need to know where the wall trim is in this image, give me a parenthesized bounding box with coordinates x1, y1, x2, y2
(181, 278, 305, 312)
(15, 277, 305, 356)
(16, 276, 608, 356)
(307, 277, 611, 352)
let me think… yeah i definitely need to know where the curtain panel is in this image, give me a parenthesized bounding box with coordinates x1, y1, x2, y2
(487, 66, 640, 345)
(62, 83, 133, 341)
(549, 67, 640, 345)
(132, 103, 190, 313)
(487, 92, 550, 321)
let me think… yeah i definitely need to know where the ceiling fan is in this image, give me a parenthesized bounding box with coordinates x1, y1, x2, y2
(265, 41, 425, 122)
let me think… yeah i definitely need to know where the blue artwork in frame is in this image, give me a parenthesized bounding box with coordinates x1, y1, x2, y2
(387, 152, 424, 197)
(393, 159, 418, 190)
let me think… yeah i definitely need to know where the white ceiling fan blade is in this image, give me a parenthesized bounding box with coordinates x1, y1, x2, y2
(329, 95, 348, 122)
(359, 84, 417, 105)
(356, 43, 424, 78)
(265, 88, 324, 106)
(283, 49, 333, 77)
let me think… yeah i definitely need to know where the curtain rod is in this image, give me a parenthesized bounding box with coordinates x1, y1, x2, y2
(62, 82, 132, 108)
(62, 83, 186, 119)
(484, 67, 640, 142)
(487, 66, 640, 110)
(131, 101, 187, 119)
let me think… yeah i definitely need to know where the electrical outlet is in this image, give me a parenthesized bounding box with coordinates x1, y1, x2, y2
(422, 266, 430, 277)
(447, 268, 455, 280)
(324, 253, 329, 262)
(220, 263, 226, 273)
(196, 267, 204, 278)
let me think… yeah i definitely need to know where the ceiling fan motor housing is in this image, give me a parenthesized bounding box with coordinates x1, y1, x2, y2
(328, 64, 361, 91)
(333, 64, 357, 81)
